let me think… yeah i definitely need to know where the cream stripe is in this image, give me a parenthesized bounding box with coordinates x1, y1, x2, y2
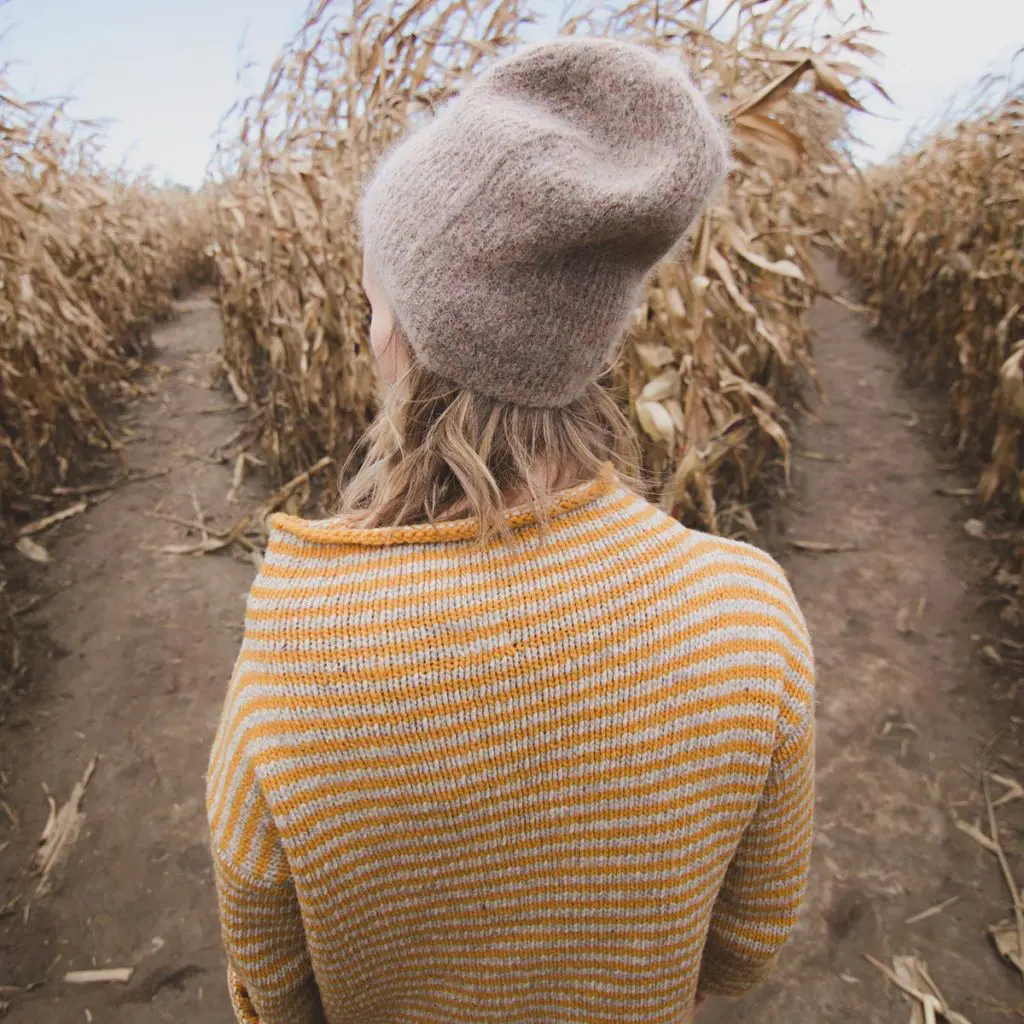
(229, 656, 783, 722)
(250, 720, 772, 787)
(250, 523, 778, 610)
(304, 966, 690, 1020)
(273, 768, 766, 844)
(281, 801, 749, 880)
(252, 528, 786, 621)
(242, 586, 807, 658)
(298, 890, 718, 964)
(231, 609, 804, 681)
(263, 744, 771, 829)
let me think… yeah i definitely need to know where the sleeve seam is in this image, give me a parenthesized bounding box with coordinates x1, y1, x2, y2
(771, 712, 814, 774)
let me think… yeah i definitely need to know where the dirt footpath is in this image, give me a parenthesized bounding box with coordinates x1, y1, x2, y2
(704, 260, 1024, 1023)
(0, 296, 256, 1022)
(1, 266, 1023, 1022)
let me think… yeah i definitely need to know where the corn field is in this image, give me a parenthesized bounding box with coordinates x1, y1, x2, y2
(837, 87, 1024, 615)
(213, 0, 882, 535)
(2, 0, 884, 689)
(0, 77, 213, 691)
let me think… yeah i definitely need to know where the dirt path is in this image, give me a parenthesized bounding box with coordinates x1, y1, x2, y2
(704, 260, 1024, 1023)
(2, 266, 1022, 1022)
(0, 295, 261, 1022)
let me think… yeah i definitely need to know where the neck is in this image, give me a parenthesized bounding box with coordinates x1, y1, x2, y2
(436, 459, 587, 522)
(500, 458, 584, 509)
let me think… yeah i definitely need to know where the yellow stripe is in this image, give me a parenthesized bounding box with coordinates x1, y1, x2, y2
(285, 805, 749, 883)
(261, 733, 771, 818)
(305, 918, 710, 972)
(290, 847, 739, 917)
(244, 578, 805, 656)
(269, 740, 767, 821)
(264, 490, 644, 570)
(306, 933, 707, 984)
(224, 682, 774, 761)
(279, 776, 763, 861)
(288, 831, 741, 907)
(228, 628, 799, 710)
(302, 911, 712, 972)
(242, 708, 770, 786)
(213, 757, 257, 859)
(234, 611, 807, 684)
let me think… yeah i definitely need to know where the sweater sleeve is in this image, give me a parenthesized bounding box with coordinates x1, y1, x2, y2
(698, 584, 816, 997)
(207, 684, 323, 1024)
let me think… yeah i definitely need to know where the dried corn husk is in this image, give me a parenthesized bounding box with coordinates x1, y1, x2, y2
(213, 0, 879, 537)
(0, 79, 214, 518)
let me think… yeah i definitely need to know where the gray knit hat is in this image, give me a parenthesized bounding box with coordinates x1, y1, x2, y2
(361, 37, 729, 408)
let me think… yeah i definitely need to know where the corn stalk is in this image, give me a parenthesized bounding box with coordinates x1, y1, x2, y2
(214, 0, 882, 536)
(837, 82, 1024, 614)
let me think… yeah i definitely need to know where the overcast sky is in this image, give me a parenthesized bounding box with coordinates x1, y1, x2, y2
(2, 0, 1021, 186)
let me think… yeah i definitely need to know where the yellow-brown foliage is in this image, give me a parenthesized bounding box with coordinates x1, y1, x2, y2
(0, 78, 214, 687)
(0, 80, 214, 519)
(837, 91, 1024, 603)
(214, 0, 880, 534)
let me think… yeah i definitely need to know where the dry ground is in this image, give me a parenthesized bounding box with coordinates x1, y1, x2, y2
(1, 263, 1022, 1022)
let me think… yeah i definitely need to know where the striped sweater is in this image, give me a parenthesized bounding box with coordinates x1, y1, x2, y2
(207, 468, 815, 1024)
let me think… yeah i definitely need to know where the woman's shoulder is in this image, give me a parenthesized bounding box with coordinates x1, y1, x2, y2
(635, 499, 797, 599)
(681, 524, 795, 594)
(639, 507, 810, 650)
(266, 510, 414, 549)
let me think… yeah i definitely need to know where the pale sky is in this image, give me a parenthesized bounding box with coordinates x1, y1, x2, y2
(2, 0, 1021, 187)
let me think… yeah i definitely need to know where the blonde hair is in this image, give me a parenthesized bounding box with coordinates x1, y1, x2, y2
(338, 335, 642, 539)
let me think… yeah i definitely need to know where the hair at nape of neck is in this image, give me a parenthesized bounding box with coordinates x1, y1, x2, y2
(338, 349, 642, 539)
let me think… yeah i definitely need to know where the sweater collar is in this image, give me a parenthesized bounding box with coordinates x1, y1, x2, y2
(269, 464, 619, 548)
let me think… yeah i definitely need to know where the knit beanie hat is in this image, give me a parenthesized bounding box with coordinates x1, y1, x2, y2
(361, 36, 730, 408)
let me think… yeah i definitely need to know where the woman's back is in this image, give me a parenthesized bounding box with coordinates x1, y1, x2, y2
(207, 471, 814, 1023)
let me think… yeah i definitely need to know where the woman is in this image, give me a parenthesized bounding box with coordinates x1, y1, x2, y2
(207, 36, 815, 1024)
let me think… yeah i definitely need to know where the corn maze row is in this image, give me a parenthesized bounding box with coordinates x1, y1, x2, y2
(2, 0, 1021, 689)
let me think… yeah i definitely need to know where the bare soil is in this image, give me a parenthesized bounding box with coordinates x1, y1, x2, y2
(2, 263, 1023, 1022)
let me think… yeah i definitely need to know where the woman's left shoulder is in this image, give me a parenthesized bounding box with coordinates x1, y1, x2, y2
(679, 526, 797, 597)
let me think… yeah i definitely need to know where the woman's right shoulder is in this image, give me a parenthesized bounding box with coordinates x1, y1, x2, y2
(241, 513, 379, 617)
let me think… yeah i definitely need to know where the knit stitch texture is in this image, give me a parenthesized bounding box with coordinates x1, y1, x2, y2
(207, 470, 815, 1024)
(360, 37, 730, 407)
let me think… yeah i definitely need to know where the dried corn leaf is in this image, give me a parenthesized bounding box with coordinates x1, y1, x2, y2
(989, 920, 1022, 973)
(33, 756, 98, 897)
(64, 968, 133, 985)
(18, 501, 88, 538)
(15, 537, 51, 565)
